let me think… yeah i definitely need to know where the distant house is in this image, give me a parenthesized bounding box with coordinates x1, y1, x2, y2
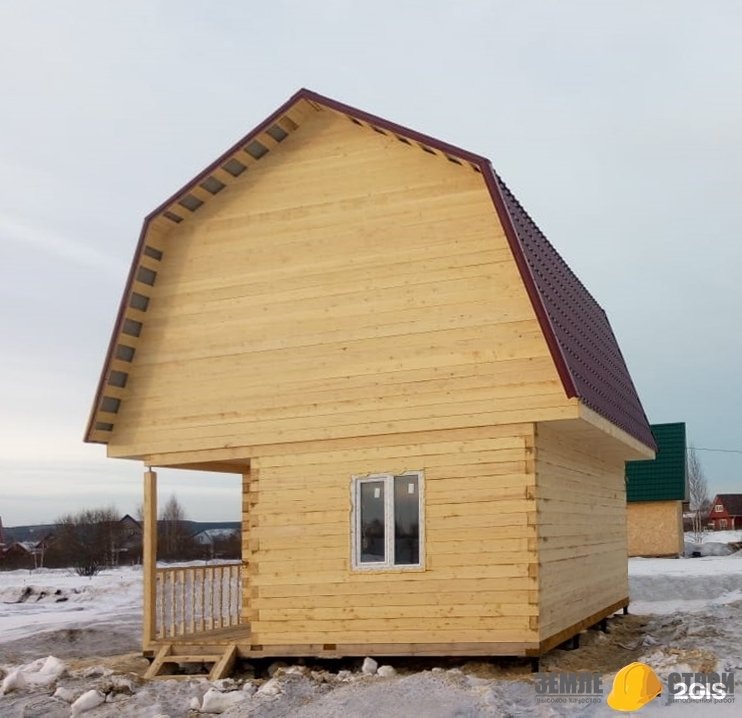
(1, 542, 33, 569)
(3, 524, 56, 545)
(708, 495, 742, 531)
(120, 513, 142, 533)
(2, 537, 53, 569)
(115, 514, 143, 564)
(84, 88, 655, 672)
(192, 527, 239, 546)
(0, 522, 54, 569)
(625, 423, 687, 557)
(193, 527, 240, 559)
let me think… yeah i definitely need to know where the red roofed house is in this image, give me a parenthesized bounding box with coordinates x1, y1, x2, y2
(708, 495, 742, 531)
(84, 89, 655, 677)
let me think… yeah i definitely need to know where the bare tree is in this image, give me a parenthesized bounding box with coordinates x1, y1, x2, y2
(158, 495, 194, 561)
(50, 507, 123, 575)
(687, 447, 710, 543)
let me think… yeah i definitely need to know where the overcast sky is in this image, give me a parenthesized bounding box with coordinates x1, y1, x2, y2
(1, 1, 740, 526)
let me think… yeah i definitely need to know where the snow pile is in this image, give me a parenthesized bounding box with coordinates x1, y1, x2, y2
(257, 677, 282, 696)
(70, 689, 105, 715)
(200, 686, 246, 713)
(685, 529, 742, 544)
(629, 554, 742, 614)
(683, 529, 742, 557)
(0, 655, 66, 694)
(697, 542, 734, 556)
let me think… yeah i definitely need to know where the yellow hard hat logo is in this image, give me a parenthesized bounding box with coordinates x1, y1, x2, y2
(607, 662, 662, 712)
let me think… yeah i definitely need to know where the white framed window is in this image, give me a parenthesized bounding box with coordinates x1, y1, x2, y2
(351, 471, 424, 570)
(715, 504, 723, 512)
(719, 519, 728, 529)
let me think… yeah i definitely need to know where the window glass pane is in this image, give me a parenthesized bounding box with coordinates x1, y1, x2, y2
(394, 475, 419, 565)
(359, 481, 385, 563)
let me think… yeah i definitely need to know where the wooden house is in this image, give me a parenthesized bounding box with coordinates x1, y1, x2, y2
(625, 422, 686, 557)
(708, 495, 742, 531)
(84, 89, 655, 676)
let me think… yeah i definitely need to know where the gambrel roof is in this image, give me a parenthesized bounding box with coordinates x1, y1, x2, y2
(713, 494, 742, 517)
(85, 88, 655, 451)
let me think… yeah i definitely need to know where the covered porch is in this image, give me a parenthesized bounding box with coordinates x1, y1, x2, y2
(141, 464, 253, 678)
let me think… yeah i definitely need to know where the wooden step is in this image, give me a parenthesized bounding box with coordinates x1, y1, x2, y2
(209, 644, 238, 681)
(144, 644, 173, 680)
(145, 643, 238, 680)
(161, 654, 224, 663)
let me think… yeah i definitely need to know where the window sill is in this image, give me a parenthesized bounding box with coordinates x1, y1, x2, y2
(350, 564, 426, 575)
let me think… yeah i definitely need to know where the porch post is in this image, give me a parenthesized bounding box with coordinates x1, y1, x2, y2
(143, 468, 158, 650)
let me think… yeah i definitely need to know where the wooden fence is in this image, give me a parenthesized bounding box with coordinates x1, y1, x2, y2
(155, 563, 241, 638)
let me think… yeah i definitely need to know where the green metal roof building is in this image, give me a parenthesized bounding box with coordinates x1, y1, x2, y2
(626, 422, 687, 502)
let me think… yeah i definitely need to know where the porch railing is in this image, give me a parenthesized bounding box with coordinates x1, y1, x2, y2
(155, 563, 242, 639)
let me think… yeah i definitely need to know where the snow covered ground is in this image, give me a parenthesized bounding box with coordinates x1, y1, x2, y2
(1, 554, 741, 716)
(691, 530, 742, 545)
(0, 567, 141, 646)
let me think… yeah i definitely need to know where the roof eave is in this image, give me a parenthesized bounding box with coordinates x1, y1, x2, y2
(579, 404, 656, 460)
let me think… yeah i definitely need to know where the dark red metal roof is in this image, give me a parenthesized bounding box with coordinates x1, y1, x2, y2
(491, 175, 656, 450)
(85, 89, 655, 451)
(715, 494, 742, 517)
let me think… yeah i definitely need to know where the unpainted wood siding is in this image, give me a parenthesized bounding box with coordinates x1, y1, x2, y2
(106, 108, 574, 459)
(535, 422, 629, 640)
(244, 425, 539, 647)
(241, 469, 251, 604)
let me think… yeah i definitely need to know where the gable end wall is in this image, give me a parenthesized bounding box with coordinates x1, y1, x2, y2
(107, 109, 576, 460)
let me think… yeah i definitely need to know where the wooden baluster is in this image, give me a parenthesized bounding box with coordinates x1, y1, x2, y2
(227, 565, 233, 626)
(178, 568, 185, 636)
(163, 571, 168, 639)
(168, 571, 174, 638)
(217, 566, 224, 628)
(216, 566, 222, 629)
(237, 563, 243, 625)
(198, 568, 206, 632)
(170, 570, 176, 639)
(155, 571, 161, 639)
(189, 569, 195, 635)
(157, 572, 164, 639)
(204, 566, 214, 631)
(234, 563, 239, 626)
(168, 570, 173, 638)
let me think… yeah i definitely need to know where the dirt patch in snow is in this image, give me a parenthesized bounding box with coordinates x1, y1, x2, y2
(541, 613, 722, 677)
(541, 614, 650, 674)
(65, 652, 151, 676)
(0, 628, 139, 663)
